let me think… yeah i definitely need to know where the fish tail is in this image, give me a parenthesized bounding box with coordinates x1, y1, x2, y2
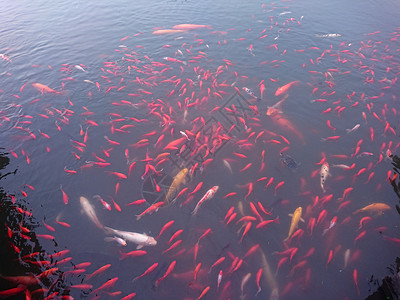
(191, 206, 198, 215)
(119, 251, 127, 260)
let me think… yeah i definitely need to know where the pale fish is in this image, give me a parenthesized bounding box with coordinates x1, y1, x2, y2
(103, 226, 157, 249)
(80, 196, 103, 229)
(320, 162, 330, 192)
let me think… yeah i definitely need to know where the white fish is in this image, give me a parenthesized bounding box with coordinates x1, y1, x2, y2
(320, 162, 330, 192)
(331, 164, 352, 169)
(346, 124, 360, 134)
(240, 273, 252, 297)
(103, 226, 157, 249)
(223, 159, 233, 174)
(316, 33, 342, 38)
(180, 131, 190, 140)
(74, 65, 86, 72)
(80, 196, 103, 229)
(83, 80, 95, 84)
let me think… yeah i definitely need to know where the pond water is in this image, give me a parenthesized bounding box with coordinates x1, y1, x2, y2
(1, 0, 400, 299)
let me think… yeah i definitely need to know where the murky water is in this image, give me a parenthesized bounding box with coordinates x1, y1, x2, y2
(1, 0, 400, 299)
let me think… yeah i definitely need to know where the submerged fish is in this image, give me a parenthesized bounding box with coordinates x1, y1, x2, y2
(346, 124, 360, 134)
(32, 83, 63, 94)
(284, 207, 302, 241)
(103, 226, 157, 249)
(172, 24, 212, 30)
(280, 152, 299, 171)
(353, 203, 391, 215)
(316, 33, 342, 38)
(152, 29, 186, 35)
(320, 162, 330, 192)
(266, 98, 305, 144)
(165, 168, 188, 203)
(80, 196, 103, 229)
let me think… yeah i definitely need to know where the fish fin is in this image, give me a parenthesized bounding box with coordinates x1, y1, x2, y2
(136, 244, 143, 250)
(103, 226, 114, 235)
(288, 213, 293, 217)
(300, 217, 305, 223)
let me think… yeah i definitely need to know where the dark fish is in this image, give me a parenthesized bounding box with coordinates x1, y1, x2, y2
(280, 152, 299, 171)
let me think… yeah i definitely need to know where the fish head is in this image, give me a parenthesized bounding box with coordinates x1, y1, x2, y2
(266, 107, 281, 117)
(146, 236, 157, 246)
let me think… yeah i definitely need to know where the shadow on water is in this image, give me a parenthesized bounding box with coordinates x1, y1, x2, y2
(365, 154, 400, 300)
(0, 148, 69, 299)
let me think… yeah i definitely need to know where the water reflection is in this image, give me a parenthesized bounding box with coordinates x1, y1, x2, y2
(0, 149, 68, 299)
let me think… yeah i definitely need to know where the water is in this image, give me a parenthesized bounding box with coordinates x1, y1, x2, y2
(1, 0, 400, 299)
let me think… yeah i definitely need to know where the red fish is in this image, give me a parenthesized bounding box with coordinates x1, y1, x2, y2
(155, 260, 176, 287)
(132, 262, 158, 282)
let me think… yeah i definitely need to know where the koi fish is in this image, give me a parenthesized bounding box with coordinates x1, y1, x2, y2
(346, 124, 360, 134)
(80, 196, 103, 229)
(284, 207, 302, 241)
(152, 29, 186, 35)
(165, 168, 188, 203)
(172, 24, 212, 30)
(275, 81, 300, 96)
(192, 186, 219, 215)
(266, 105, 305, 143)
(320, 162, 330, 192)
(103, 226, 157, 249)
(163, 57, 187, 65)
(353, 203, 391, 215)
(242, 87, 261, 101)
(32, 83, 63, 94)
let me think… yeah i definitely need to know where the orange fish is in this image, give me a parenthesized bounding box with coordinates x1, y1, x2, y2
(172, 24, 212, 30)
(266, 106, 305, 143)
(275, 81, 300, 96)
(32, 83, 64, 94)
(152, 29, 186, 35)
